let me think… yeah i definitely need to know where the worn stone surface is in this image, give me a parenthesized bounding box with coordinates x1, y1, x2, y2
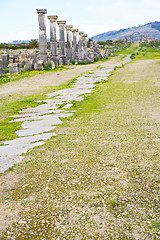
(72, 29, 79, 62)
(66, 25, 73, 62)
(57, 21, 67, 65)
(36, 9, 48, 63)
(0, 56, 131, 173)
(8, 63, 21, 74)
(48, 15, 59, 66)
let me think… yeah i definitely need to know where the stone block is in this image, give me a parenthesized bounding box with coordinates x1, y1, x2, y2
(0, 59, 3, 68)
(0, 68, 5, 75)
(50, 56, 59, 66)
(50, 61, 55, 69)
(34, 60, 44, 70)
(1, 54, 9, 68)
(24, 64, 34, 70)
(8, 63, 21, 74)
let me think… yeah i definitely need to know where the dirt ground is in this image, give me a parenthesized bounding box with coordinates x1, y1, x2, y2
(0, 60, 116, 99)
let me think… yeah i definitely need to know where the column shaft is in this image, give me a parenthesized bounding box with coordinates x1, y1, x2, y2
(72, 29, 79, 61)
(83, 34, 88, 61)
(57, 21, 67, 65)
(79, 31, 84, 61)
(66, 25, 73, 61)
(36, 9, 47, 63)
(48, 15, 59, 66)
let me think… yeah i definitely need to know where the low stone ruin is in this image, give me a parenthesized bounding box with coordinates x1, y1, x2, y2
(0, 9, 112, 75)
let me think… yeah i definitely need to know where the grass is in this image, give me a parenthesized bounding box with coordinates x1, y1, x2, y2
(133, 44, 160, 60)
(0, 50, 126, 143)
(0, 45, 159, 239)
(0, 74, 85, 142)
(0, 97, 47, 142)
(115, 43, 139, 57)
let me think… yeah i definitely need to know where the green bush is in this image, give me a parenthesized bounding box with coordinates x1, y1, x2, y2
(78, 61, 86, 65)
(70, 59, 75, 65)
(130, 53, 135, 60)
(43, 61, 52, 70)
(94, 57, 99, 62)
(5, 69, 9, 74)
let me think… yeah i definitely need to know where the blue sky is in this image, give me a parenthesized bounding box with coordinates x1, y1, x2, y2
(0, 0, 160, 43)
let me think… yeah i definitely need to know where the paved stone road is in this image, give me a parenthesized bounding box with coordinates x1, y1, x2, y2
(0, 56, 131, 173)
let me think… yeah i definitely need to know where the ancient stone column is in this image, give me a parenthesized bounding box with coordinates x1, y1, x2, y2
(0, 59, 5, 75)
(83, 34, 88, 61)
(57, 20, 67, 65)
(72, 29, 79, 62)
(139, 35, 142, 43)
(130, 35, 133, 43)
(47, 15, 59, 66)
(88, 40, 94, 62)
(66, 25, 73, 62)
(36, 9, 48, 63)
(125, 36, 128, 44)
(78, 31, 84, 61)
(145, 36, 149, 43)
(94, 41, 99, 58)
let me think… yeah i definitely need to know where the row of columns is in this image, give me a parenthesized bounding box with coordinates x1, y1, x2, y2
(125, 34, 149, 43)
(36, 9, 100, 66)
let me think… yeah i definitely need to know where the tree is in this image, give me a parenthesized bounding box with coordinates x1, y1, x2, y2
(29, 39, 38, 49)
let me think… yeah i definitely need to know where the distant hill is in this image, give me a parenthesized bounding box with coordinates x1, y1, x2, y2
(91, 21, 160, 41)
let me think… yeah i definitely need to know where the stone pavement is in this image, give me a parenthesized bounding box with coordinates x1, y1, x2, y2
(0, 56, 131, 173)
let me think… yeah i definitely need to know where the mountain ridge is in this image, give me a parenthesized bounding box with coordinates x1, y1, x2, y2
(91, 21, 160, 41)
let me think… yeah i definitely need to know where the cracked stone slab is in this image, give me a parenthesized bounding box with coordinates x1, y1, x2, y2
(0, 56, 131, 173)
(0, 156, 25, 173)
(0, 132, 56, 157)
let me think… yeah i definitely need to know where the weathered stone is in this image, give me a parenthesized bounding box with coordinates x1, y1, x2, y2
(0, 59, 2, 68)
(83, 34, 88, 61)
(8, 63, 21, 74)
(72, 29, 79, 62)
(0, 67, 5, 75)
(51, 61, 55, 69)
(79, 31, 84, 61)
(1, 54, 9, 68)
(24, 59, 34, 70)
(36, 9, 48, 63)
(34, 60, 44, 70)
(57, 20, 67, 65)
(48, 15, 59, 66)
(88, 41, 95, 62)
(66, 25, 73, 63)
(110, 50, 114, 57)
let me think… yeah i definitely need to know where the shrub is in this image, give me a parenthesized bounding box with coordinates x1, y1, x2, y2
(78, 61, 86, 65)
(130, 53, 135, 60)
(70, 59, 75, 65)
(94, 57, 99, 62)
(43, 61, 52, 70)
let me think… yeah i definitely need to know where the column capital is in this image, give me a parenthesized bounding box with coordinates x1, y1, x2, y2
(36, 9, 47, 14)
(79, 31, 84, 35)
(72, 29, 79, 33)
(47, 15, 58, 22)
(83, 34, 88, 38)
(66, 25, 73, 31)
(57, 20, 66, 26)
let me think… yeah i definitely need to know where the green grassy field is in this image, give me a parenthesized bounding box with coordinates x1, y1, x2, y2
(134, 42, 160, 60)
(0, 44, 160, 239)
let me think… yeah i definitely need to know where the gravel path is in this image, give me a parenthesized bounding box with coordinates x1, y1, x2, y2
(0, 56, 131, 173)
